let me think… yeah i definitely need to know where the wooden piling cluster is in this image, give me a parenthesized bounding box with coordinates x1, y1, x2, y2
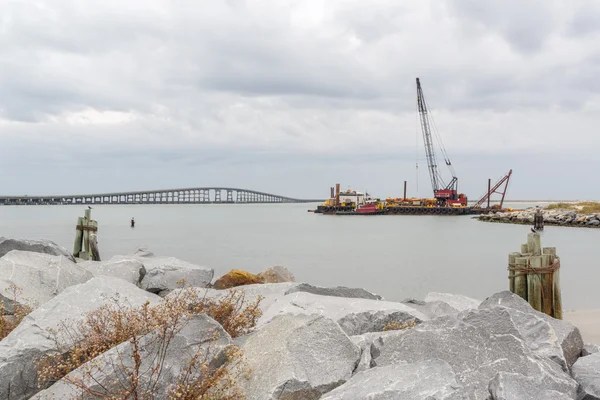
(73, 208, 100, 261)
(508, 233, 562, 319)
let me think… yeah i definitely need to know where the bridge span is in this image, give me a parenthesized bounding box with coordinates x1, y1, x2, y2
(0, 187, 322, 206)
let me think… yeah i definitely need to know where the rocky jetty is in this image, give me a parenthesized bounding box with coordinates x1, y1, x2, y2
(477, 207, 600, 228)
(0, 236, 598, 399)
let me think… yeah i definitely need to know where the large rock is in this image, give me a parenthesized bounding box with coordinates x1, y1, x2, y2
(32, 314, 231, 400)
(424, 292, 481, 311)
(571, 352, 600, 399)
(583, 343, 600, 357)
(79, 258, 146, 287)
(477, 300, 568, 371)
(0, 237, 75, 262)
(374, 309, 578, 399)
(129, 246, 154, 257)
(257, 266, 296, 283)
(0, 251, 93, 314)
(0, 277, 161, 400)
(213, 269, 262, 289)
(401, 298, 461, 319)
(258, 292, 427, 336)
(285, 283, 382, 300)
(237, 314, 361, 400)
(321, 360, 465, 400)
(480, 291, 583, 369)
(111, 255, 213, 294)
(489, 372, 576, 400)
(350, 330, 414, 374)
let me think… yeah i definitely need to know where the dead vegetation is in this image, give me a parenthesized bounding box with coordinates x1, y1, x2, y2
(0, 284, 33, 340)
(36, 283, 263, 399)
(383, 319, 418, 332)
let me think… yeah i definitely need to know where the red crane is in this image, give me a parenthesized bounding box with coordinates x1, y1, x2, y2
(416, 78, 465, 206)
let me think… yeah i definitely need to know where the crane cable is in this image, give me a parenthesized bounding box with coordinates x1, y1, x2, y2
(423, 94, 457, 179)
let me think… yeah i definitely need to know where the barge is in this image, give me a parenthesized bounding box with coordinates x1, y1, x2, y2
(311, 77, 513, 216)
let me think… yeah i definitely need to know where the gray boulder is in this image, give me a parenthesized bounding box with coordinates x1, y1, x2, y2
(285, 283, 383, 300)
(0, 251, 93, 314)
(129, 246, 154, 257)
(480, 291, 583, 368)
(79, 258, 146, 287)
(258, 292, 427, 336)
(424, 292, 481, 311)
(110, 255, 214, 294)
(0, 237, 75, 262)
(257, 266, 296, 283)
(583, 343, 600, 357)
(321, 359, 465, 400)
(571, 352, 600, 399)
(0, 277, 161, 400)
(32, 314, 231, 400)
(374, 309, 578, 399)
(401, 298, 461, 319)
(489, 372, 576, 400)
(474, 301, 568, 371)
(237, 313, 361, 400)
(350, 330, 412, 374)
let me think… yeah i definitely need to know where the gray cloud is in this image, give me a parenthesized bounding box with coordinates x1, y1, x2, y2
(1, 0, 600, 199)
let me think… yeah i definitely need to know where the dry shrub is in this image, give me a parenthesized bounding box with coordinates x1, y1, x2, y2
(383, 319, 417, 332)
(37, 284, 263, 399)
(0, 284, 33, 340)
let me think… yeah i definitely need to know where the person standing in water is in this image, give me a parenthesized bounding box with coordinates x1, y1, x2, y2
(131, 217, 135, 228)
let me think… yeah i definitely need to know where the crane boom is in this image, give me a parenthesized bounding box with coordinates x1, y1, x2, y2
(416, 77, 462, 205)
(416, 78, 444, 192)
(472, 169, 513, 209)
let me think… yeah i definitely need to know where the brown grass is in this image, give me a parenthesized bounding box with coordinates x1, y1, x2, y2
(545, 202, 600, 214)
(37, 283, 263, 399)
(0, 284, 33, 340)
(382, 319, 417, 331)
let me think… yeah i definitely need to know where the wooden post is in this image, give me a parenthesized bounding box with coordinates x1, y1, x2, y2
(508, 252, 520, 293)
(510, 235, 562, 319)
(73, 208, 98, 261)
(73, 217, 84, 257)
(514, 257, 528, 300)
(89, 233, 101, 261)
(527, 256, 543, 311)
(541, 253, 554, 316)
(526, 233, 541, 256)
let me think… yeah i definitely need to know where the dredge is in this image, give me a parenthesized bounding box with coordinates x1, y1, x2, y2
(312, 78, 513, 216)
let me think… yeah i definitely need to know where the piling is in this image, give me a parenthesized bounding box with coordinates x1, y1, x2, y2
(73, 208, 100, 261)
(508, 233, 562, 319)
(403, 181, 407, 201)
(508, 252, 520, 293)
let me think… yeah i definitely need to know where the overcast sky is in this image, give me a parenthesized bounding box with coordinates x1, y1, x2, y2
(1, 0, 599, 200)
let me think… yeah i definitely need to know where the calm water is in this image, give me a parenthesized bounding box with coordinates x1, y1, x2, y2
(1, 203, 599, 310)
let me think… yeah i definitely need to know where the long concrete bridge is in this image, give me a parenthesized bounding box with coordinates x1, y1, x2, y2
(0, 187, 323, 205)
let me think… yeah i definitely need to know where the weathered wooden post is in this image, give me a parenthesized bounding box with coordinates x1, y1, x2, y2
(508, 232, 562, 319)
(73, 208, 100, 261)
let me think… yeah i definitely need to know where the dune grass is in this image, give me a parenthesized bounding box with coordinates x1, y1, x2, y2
(545, 202, 600, 214)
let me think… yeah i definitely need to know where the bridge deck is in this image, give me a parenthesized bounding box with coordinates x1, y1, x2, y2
(0, 187, 322, 205)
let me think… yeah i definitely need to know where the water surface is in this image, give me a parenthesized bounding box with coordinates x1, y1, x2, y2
(1, 203, 598, 310)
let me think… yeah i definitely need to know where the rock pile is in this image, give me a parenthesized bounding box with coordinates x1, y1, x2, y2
(0, 237, 598, 399)
(477, 207, 600, 228)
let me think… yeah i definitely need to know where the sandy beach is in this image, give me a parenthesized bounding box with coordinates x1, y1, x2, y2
(565, 309, 600, 344)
